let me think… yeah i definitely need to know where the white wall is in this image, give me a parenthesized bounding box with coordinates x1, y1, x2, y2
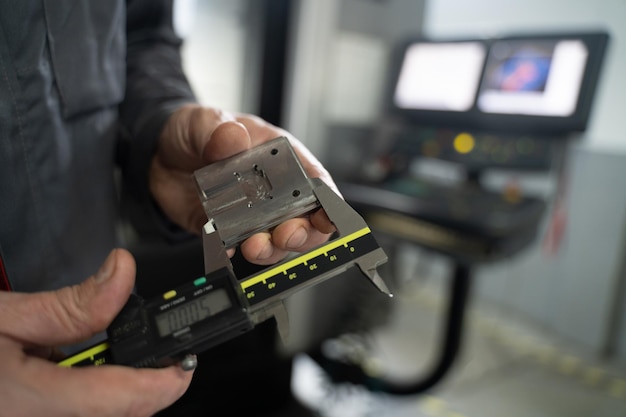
(423, 0, 626, 153)
(178, 0, 250, 112)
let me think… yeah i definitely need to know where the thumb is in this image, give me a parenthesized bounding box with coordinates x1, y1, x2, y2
(156, 105, 249, 170)
(200, 119, 252, 163)
(0, 249, 136, 347)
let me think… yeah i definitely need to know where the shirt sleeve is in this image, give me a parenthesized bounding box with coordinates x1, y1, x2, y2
(117, 0, 198, 241)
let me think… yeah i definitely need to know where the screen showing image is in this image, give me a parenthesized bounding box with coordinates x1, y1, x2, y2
(477, 39, 589, 117)
(393, 41, 487, 112)
(155, 289, 232, 337)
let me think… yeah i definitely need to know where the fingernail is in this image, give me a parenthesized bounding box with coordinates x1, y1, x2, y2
(286, 227, 307, 250)
(256, 243, 274, 261)
(95, 250, 117, 284)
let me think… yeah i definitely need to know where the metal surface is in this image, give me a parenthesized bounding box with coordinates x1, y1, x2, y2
(194, 137, 319, 248)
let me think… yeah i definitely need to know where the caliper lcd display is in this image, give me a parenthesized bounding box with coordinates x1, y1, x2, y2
(154, 289, 232, 337)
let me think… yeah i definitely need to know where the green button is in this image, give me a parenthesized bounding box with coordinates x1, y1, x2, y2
(194, 277, 207, 286)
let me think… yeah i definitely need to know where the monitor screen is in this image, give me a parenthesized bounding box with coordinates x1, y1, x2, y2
(388, 32, 609, 133)
(477, 38, 589, 117)
(393, 41, 487, 112)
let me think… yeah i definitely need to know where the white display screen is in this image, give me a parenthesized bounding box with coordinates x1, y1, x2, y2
(155, 289, 231, 337)
(477, 39, 589, 117)
(393, 42, 487, 112)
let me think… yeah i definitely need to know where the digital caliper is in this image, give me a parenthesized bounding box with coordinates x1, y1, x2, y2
(58, 137, 390, 370)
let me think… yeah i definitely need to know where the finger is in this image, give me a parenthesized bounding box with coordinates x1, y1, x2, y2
(8, 348, 193, 417)
(235, 113, 284, 146)
(239, 232, 290, 265)
(239, 218, 334, 265)
(0, 249, 136, 347)
(310, 208, 337, 234)
(157, 105, 236, 170)
(59, 365, 193, 417)
(23, 346, 57, 360)
(271, 217, 333, 253)
(201, 120, 252, 163)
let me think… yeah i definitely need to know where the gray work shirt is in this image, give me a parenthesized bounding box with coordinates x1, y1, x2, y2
(0, 0, 195, 292)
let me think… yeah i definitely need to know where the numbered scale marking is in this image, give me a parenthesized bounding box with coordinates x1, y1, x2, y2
(242, 227, 378, 305)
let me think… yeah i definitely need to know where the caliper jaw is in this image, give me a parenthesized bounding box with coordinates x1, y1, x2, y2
(310, 178, 391, 297)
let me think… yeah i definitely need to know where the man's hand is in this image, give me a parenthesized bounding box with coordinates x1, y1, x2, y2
(0, 249, 194, 417)
(150, 104, 338, 265)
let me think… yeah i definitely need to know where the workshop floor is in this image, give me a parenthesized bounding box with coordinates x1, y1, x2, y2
(290, 260, 626, 417)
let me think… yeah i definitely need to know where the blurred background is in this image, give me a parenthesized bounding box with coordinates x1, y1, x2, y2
(167, 0, 626, 415)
